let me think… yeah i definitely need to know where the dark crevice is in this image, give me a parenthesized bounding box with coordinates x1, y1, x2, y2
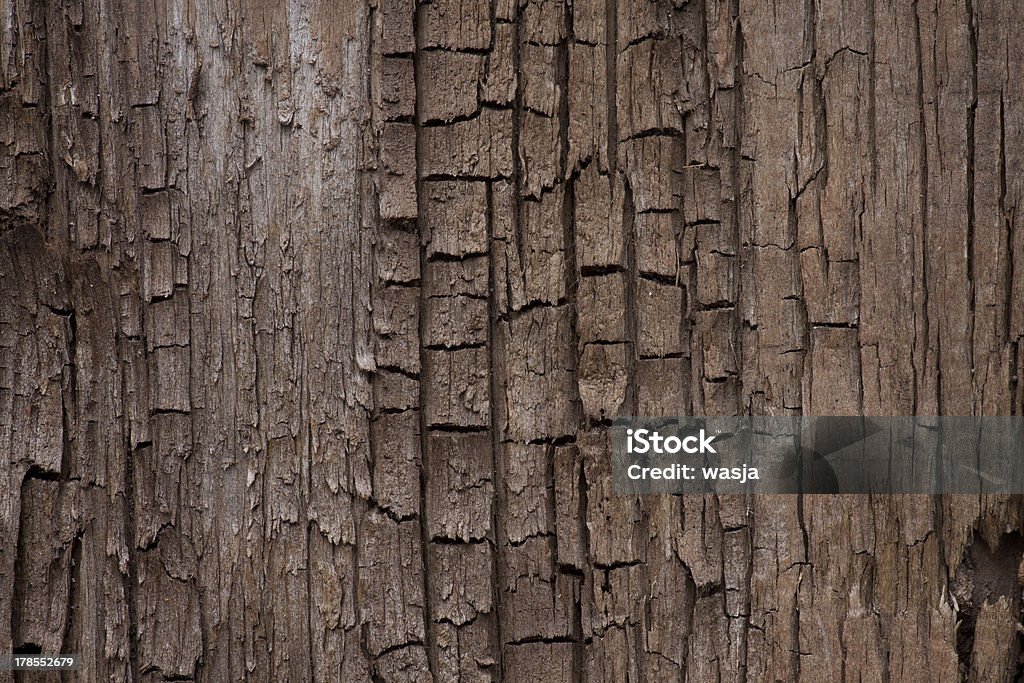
(499, 298, 570, 320)
(579, 264, 628, 277)
(419, 44, 492, 56)
(12, 643, 42, 655)
(429, 535, 492, 546)
(638, 270, 682, 287)
(693, 301, 736, 313)
(381, 278, 422, 288)
(638, 352, 689, 361)
(966, 0, 978, 397)
(506, 531, 555, 548)
(423, 341, 488, 352)
(592, 560, 642, 571)
(149, 407, 192, 416)
(374, 406, 416, 416)
(811, 321, 859, 329)
(418, 107, 491, 127)
(622, 127, 686, 142)
(411, 1, 438, 678)
(525, 434, 576, 447)
(952, 532, 1024, 677)
(421, 172, 512, 183)
(368, 498, 420, 525)
(427, 423, 490, 434)
(618, 31, 671, 53)
(23, 464, 61, 481)
(505, 635, 578, 646)
(486, 177, 508, 683)
(912, 0, 929, 415)
(375, 364, 420, 380)
(383, 217, 419, 233)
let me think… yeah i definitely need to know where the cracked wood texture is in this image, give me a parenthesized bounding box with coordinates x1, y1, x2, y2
(2, 0, 1024, 680)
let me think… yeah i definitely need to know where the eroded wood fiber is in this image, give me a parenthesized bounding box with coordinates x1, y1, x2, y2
(2, 0, 1024, 680)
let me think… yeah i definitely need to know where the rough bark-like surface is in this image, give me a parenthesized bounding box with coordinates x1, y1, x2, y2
(2, 0, 1023, 680)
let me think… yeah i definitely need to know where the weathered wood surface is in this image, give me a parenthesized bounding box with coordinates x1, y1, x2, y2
(2, 0, 1023, 680)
